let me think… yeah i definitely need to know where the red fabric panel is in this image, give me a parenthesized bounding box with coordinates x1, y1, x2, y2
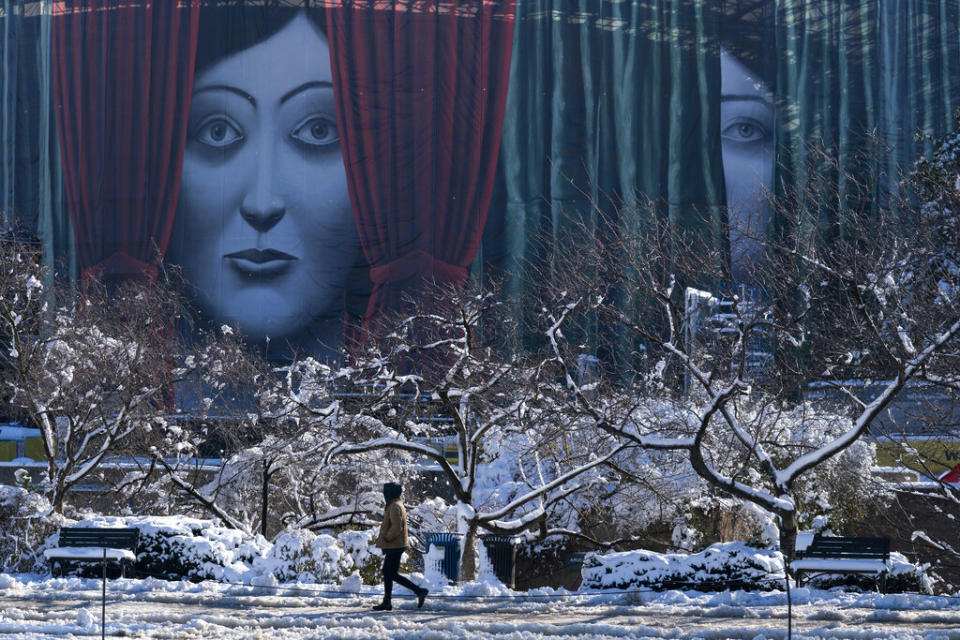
(326, 0, 516, 326)
(52, 0, 200, 283)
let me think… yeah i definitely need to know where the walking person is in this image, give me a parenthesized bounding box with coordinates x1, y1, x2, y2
(373, 482, 428, 611)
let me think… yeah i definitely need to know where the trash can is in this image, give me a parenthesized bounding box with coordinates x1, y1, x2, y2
(424, 532, 462, 583)
(479, 534, 517, 588)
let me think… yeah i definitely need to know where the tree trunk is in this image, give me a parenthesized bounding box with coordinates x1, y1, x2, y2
(460, 520, 479, 582)
(778, 510, 799, 565)
(50, 469, 66, 515)
(260, 463, 271, 538)
(51, 488, 65, 515)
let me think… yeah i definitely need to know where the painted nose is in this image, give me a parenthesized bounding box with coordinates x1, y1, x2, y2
(239, 151, 286, 232)
(239, 197, 286, 232)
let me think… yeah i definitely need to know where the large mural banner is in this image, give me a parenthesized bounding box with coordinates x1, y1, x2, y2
(1, 0, 959, 363)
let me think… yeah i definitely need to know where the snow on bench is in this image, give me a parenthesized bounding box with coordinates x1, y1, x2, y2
(44, 547, 137, 562)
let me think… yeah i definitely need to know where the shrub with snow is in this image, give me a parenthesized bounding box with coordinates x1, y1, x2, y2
(0, 483, 58, 573)
(265, 528, 387, 585)
(265, 529, 331, 583)
(581, 542, 785, 592)
(336, 528, 383, 585)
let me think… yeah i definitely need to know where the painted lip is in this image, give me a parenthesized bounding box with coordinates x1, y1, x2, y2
(224, 248, 298, 277)
(224, 248, 297, 264)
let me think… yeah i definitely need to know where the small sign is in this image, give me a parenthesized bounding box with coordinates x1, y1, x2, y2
(938, 464, 960, 484)
(564, 552, 587, 569)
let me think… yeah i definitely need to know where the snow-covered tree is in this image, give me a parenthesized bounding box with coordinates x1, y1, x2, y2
(133, 340, 409, 539)
(856, 114, 960, 570)
(0, 238, 185, 513)
(315, 284, 632, 580)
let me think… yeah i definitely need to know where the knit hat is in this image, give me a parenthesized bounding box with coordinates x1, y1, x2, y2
(383, 482, 402, 502)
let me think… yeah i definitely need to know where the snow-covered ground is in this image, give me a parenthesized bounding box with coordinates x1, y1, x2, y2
(2, 574, 960, 639)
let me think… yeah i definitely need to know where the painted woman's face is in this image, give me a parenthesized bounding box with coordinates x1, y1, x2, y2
(169, 13, 358, 344)
(721, 50, 774, 282)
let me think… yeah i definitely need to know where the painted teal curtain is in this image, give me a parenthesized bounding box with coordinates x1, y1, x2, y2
(481, 0, 727, 365)
(0, 0, 74, 285)
(773, 0, 960, 246)
(484, 0, 727, 293)
(481, 0, 960, 353)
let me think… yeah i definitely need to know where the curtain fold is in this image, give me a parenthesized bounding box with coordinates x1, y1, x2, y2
(486, 0, 726, 361)
(326, 0, 516, 327)
(493, 0, 727, 265)
(773, 0, 960, 248)
(51, 0, 200, 283)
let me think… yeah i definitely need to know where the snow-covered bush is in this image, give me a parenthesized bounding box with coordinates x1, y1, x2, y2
(803, 551, 936, 594)
(265, 529, 342, 583)
(0, 483, 58, 573)
(337, 528, 383, 585)
(67, 515, 271, 583)
(650, 402, 891, 552)
(581, 542, 785, 592)
(265, 528, 381, 584)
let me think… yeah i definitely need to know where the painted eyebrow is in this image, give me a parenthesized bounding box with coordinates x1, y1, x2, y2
(721, 94, 773, 105)
(193, 85, 256, 106)
(280, 81, 334, 105)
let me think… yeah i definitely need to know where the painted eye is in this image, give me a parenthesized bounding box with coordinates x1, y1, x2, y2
(291, 115, 339, 147)
(194, 117, 243, 148)
(722, 119, 770, 143)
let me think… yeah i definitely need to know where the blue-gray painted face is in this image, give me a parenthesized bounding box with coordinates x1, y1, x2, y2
(170, 13, 358, 344)
(721, 50, 774, 282)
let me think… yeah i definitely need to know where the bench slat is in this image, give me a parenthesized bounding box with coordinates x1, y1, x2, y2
(57, 527, 139, 551)
(45, 547, 137, 562)
(798, 536, 889, 560)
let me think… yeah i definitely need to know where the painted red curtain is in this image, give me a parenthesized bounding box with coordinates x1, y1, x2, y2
(52, 0, 200, 283)
(326, 0, 516, 326)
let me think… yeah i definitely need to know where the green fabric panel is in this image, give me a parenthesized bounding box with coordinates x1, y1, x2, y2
(25, 437, 45, 461)
(0, 440, 14, 462)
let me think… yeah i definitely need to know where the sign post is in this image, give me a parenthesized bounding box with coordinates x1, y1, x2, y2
(101, 548, 106, 640)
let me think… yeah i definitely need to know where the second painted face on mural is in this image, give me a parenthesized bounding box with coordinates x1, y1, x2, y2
(169, 13, 358, 348)
(721, 50, 775, 283)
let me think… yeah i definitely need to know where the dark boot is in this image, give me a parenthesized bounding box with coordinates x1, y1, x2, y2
(416, 587, 429, 609)
(372, 600, 392, 611)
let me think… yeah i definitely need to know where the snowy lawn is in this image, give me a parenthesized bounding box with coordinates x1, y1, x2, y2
(2, 574, 960, 639)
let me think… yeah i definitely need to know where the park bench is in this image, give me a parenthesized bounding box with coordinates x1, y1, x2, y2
(791, 534, 890, 592)
(44, 527, 139, 579)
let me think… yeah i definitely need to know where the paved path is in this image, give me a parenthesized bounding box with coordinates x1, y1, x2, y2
(4, 588, 960, 638)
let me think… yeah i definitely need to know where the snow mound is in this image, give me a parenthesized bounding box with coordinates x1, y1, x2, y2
(76, 608, 95, 631)
(581, 542, 785, 592)
(340, 571, 364, 593)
